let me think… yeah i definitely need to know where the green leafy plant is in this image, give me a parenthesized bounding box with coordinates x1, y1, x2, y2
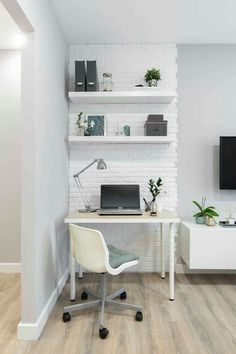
(148, 178, 162, 202)
(76, 112, 88, 129)
(193, 197, 219, 219)
(145, 68, 161, 83)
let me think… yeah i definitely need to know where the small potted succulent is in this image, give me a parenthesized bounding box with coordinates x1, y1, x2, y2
(193, 197, 219, 225)
(145, 68, 161, 87)
(148, 178, 163, 215)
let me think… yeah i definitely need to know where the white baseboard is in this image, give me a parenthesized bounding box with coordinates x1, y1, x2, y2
(17, 268, 69, 341)
(0, 263, 21, 273)
(176, 263, 236, 274)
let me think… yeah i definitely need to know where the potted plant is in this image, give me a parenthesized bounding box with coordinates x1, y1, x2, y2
(145, 68, 161, 87)
(75, 112, 95, 136)
(148, 178, 162, 214)
(76, 112, 88, 136)
(193, 197, 219, 225)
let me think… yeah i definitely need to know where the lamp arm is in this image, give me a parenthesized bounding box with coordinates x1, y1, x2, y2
(74, 175, 90, 209)
(73, 159, 103, 211)
(73, 159, 98, 178)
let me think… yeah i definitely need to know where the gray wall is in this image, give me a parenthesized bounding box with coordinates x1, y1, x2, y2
(0, 50, 21, 263)
(17, 0, 69, 330)
(178, 45, 236, 222)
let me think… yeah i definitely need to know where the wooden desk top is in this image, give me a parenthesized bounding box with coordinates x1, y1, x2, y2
(64, 210, 180, 224)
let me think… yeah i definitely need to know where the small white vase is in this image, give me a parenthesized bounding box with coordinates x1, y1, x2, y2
(206, 216, 216, 226)
(150, 200, 157, 215)
(77, 127, 84, 136)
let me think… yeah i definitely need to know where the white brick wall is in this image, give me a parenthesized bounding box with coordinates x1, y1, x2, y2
(69, 44, 177, 271)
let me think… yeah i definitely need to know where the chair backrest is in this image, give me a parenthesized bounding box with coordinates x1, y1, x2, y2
(69, 224, 109, 273)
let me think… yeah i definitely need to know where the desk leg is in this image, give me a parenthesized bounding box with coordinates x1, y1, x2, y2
(70, 232, 76, 301)
(70, 254, 76, 301)
(160, 224, 165, 279)
(78, 265, 83, 279)
(169, 222, 175, 301)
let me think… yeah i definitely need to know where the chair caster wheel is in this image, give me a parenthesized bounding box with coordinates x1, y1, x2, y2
(81, 291, 88, 300)
(135, 311, 143, 322)
(99, 327, 109, 339)
(62, 312, 71, 322)
(120, 291, 127, 300)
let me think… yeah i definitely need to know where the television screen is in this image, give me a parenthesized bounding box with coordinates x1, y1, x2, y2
(220, 136, 236, 189)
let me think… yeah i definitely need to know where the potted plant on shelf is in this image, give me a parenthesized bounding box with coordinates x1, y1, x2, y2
(193, 197, 219, 225)
(75, 112, 95, 136)
(148, 178, 163, 215)
(145, 68, 161, 87)
(76, 112, 88, 136)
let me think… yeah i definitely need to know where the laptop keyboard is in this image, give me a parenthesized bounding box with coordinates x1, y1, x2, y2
(98, 209, 143, 215)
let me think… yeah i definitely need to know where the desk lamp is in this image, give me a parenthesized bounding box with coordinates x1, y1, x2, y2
(73, 158, 107, 213)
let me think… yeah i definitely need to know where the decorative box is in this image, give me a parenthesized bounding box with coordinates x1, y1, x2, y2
(144, 114, 167, 136)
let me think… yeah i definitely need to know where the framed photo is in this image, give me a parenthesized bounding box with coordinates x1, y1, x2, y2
(86, 114, 106, 136)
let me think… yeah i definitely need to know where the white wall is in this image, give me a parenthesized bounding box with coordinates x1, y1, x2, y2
(177, 0, 236, 44)
(14, 0, 69, 340)
(0, 2, 22, 49)
(0, 50, 21, 264)
(69, 44, 177, 271)
(178, 45, 236, 222)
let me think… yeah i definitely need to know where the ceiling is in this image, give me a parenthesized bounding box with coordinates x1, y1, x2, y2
(1, 0, 236, 46)
(51, 0, 176, 44)
(52, 0, 236, 44)
(0, 2, 22, 49)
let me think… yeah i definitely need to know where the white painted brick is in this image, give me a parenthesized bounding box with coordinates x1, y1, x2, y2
(68, 44, 177, 272)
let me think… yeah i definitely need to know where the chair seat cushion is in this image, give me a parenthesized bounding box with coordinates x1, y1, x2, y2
(107, 244, 139, 268)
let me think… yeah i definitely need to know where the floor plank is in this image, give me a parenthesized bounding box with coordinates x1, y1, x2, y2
(1, 273, 236, 354)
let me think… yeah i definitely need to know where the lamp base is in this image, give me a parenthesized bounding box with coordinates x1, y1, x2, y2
(78, 207, 97, 213)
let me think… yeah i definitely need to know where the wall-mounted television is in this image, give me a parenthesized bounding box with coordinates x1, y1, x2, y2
(220, 136, 236, 189)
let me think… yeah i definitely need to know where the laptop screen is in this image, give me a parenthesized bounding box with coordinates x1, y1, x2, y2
(100, 185, 140, 209)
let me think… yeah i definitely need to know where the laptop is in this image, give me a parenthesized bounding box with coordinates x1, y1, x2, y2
(98, 184, 143, 215)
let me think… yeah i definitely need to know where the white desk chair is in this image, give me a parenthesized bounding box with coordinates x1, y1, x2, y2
(62, 224, 143, 339)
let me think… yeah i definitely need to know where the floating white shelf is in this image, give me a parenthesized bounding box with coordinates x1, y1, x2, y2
(68, 136, 175, 144)
(69, 90, 176, 104)
(181, 222, 236, 269)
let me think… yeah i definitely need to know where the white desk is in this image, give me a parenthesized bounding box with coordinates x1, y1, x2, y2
(64, 210, 180, 301)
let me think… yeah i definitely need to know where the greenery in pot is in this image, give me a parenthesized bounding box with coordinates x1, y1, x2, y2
(145, 68, 161, 86)
(148, 178, 162, 202)
(193, 197, 219, 224)
(76, 112, 87, 131)
(76, 112, 93, 136)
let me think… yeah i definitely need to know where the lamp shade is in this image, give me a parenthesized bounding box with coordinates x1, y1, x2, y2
(97, 159, 107, 170)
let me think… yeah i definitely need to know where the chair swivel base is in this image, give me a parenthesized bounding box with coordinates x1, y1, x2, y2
(62, 274, 143, 339)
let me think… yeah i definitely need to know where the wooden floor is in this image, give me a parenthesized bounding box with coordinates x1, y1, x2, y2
(1, 273, 236, 354)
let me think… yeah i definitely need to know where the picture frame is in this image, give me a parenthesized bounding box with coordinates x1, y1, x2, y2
(86, 114, 106, 136)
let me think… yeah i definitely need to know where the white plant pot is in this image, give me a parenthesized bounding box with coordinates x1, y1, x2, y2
(148, 79, 158, 87)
